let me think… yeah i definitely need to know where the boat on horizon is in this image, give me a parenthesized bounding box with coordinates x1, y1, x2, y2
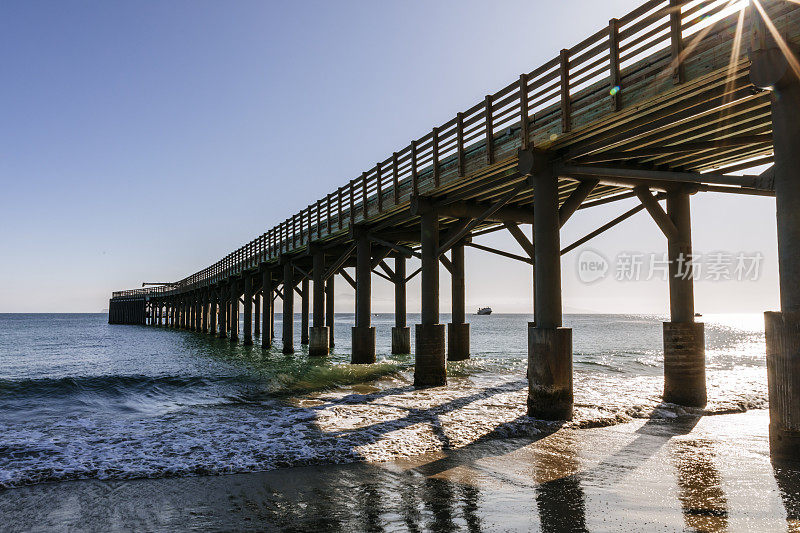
(477, 307, 492, 315)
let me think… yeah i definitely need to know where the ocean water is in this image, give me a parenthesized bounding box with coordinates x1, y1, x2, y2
(0, 313, 768, 489)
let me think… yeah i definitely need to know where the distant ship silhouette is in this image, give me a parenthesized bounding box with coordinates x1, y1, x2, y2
(477, 307, 492, 315)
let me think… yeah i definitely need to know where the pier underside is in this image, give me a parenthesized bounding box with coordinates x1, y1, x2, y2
(110, 1, 800, 462)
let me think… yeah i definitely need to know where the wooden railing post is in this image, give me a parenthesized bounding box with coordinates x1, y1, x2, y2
(338, 187, 344, 229)
(349, 180, 356, 227)
(609, 18, 622, 111)
(669, 0, 686, 84)
(457, 112, 465, 177)
(520, 73, 530, 150)
(432, 127, 440, 187)
(560, 48, 572, 133)
(327, 193, 333, 234)
(376, 163, 383, 213)
(411, 141, 419, 196)
(362, 172, 368, 218)
(392, 152, 400, 204)
(485, 94, 494, 165)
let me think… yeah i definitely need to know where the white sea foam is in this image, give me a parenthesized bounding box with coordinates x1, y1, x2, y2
(0, 313, 770, 488)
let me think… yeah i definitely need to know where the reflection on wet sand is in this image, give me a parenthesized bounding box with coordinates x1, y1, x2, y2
(2, 411, 798, 531)
(673, 439, 729, 532)
(533, 439, 588, 532)
(773, 460, 800, 530)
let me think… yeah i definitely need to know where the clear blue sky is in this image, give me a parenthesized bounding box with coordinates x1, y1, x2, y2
(0, 0, 778, 314)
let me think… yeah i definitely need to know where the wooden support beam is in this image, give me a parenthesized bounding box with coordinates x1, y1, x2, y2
(466, 242, 534, 265)
(370, 246, 392, 269)
(438, 180, 528, 255)
(368, 235, 421, 259)
(378, 260, 395, 281)
(576, 135, 773, 163)
(561, 203, 649, 256)
(323, 243, 357, 281)
(293, 264, 311, 281)
(439, 255, 453, 274)
(634, 187, 678, 241)
(406, 266, 422, 283)
(340, 269, 356, 289)
(429, 201, 533, 224)
(578, 190, 637, 209)
(372, 269, 393, 283)
(558, 164, 763, 189)
(559, 180, 599, 228)
(503, 222, 535, 258)
(700, 185, 775, 197)
(438, 218, 473, 256)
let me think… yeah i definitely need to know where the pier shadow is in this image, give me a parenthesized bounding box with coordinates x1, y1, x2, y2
(581, 411, 701, 486)
(772, 459, 800, 529)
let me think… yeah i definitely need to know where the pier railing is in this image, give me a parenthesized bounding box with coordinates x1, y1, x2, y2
(113, 0, 764, 300)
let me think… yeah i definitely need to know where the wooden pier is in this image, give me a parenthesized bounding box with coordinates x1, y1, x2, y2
(110, 1, 800, 461)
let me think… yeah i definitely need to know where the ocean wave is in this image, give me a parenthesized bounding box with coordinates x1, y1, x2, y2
(0, 371, 769, 489)
(0, 362, 403, 404)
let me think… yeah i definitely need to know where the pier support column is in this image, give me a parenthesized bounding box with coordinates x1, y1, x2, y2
(663, 189, 706, 407)
(194, 295, 200, 331)
(527, 157, 573, 420)
(752, 41, 800, 462)
(414, 206, 446, 387)
(352, 234, 376, 364)
(282, 262, 295, 354)
(447, 243, 470, 361)
(243, 276, 253, 346)
(301, 278, 310, 345)
(326, 275, 335, 347)
(194, 294, 201, 331)
(392, 255, 411, 354)
(229, 283, 239, 343)
(209, 295, 217, 335)
(254, 292, 261, 337)
(262, 270, 273, 349)
(218, 290, 228, 338)
(310, 250, 330, 356)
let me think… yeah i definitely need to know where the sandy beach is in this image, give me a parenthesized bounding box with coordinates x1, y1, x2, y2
(2, 409, 796, 532)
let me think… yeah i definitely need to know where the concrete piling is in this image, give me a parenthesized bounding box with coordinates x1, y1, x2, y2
(282, 262, 295, 354)
(414, 206, 447, 387)
(392, 255, 411, 354)
(663, 189, 706, 407)
(528, 158, 573, 420)
(752, 40, 800, 462)
(262, 269, 273, 349)
(229, 283, 239, 343)
(326, 276, 335, 348)
(309, 250, 330, 356)
(447, 243, 470, 361)
(300, 278, 310, 345)
(243, 276, 253, 346)
(352, 234, 376, 364)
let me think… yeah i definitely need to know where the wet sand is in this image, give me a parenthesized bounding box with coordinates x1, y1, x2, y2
(2, 410, 798, 532)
